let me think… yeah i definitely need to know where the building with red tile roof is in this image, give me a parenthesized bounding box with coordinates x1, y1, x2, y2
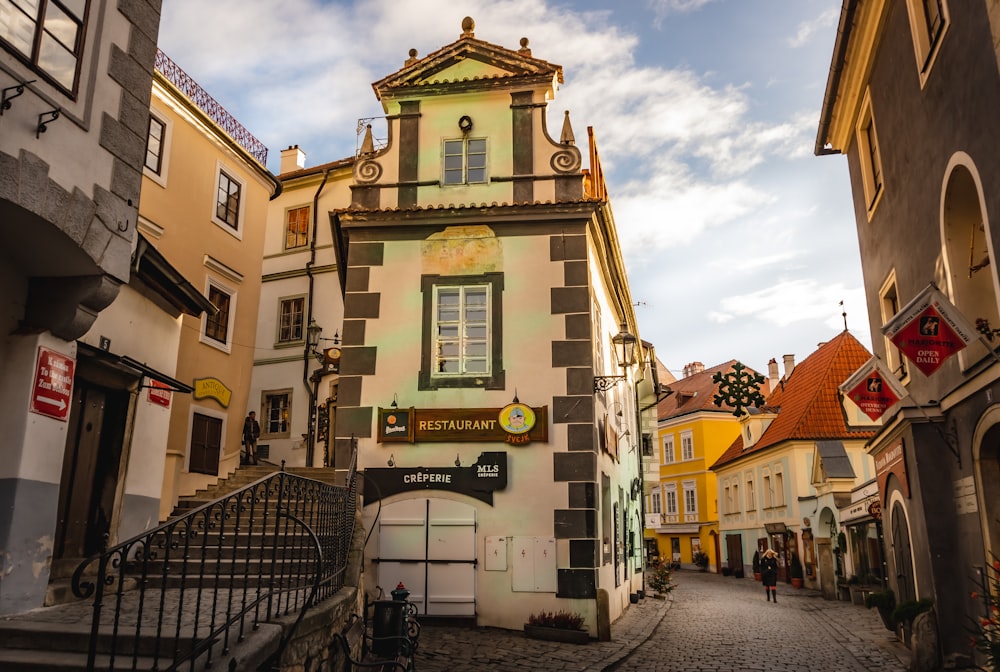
(710, 331, 877, 597)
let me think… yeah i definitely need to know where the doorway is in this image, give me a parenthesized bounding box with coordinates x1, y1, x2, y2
(377, 498, 476, 616)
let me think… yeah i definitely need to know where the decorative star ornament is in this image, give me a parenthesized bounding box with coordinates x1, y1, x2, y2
(712, 361, 766, 417)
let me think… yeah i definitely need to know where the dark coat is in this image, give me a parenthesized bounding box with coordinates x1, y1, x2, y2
(761, 555, 779, 587)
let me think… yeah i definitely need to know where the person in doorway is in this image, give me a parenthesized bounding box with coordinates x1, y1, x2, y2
(761, 548, 779, 602)
(243, 411, 260, 465)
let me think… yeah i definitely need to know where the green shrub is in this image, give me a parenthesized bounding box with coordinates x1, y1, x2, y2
(648, 558, 676, 594)
(527, 610, 584, 630)
(892, 598, 933, 625)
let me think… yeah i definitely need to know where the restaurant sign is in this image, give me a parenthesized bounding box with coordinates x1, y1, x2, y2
(377, 405, 548, 445)
(363, 451, 508, 505)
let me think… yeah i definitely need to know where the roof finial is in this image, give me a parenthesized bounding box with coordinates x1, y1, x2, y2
(405, 48, 418, 67)
(360, 124, 375, 156)
(461, 16, 475, 38)
(560, 110, 575, 145)
(519, 37, 531, 56)
(840, 300, 848, 331)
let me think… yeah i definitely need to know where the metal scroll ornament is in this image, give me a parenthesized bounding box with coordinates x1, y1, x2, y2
(712, 361, 766, 416)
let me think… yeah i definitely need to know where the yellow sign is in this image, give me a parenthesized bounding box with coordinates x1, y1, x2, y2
(498, 403, 535, 435)
(193, 377, 232, 408)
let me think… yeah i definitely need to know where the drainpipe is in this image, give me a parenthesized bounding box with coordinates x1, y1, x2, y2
(304, 169, 331, 467)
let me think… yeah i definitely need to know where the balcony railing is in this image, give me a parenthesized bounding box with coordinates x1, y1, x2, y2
(71, 461, 356, 671)
(154, 50, 269, 166)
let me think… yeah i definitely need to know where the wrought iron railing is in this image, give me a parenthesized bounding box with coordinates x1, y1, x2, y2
(71, 462, 357, 671)
(154, 49, 269, 166)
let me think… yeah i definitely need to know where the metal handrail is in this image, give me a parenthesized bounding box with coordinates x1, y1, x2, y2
(71, 461, 357, 671)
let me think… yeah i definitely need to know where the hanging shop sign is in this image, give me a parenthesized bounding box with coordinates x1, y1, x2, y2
(147, 380, 172, 408)
(363, 451, 508, 505)
(882, 284, 976, 376)
(839, 356, 908, 422)
(377, 405, 548, 445)
(193, 377, 232, 408)
(30, 347, 75, 421)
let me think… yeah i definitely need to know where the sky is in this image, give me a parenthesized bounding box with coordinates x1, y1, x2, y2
(157, 0, 870, 380)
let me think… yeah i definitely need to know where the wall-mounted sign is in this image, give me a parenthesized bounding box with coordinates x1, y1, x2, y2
(147, 380, 172, 408)
(840, 357, 908, 422)
(377, 406, 548, 445)
(363, 452, 508, 505)
(324, 347, 341, 374)
(875, 439, 909, 499)
(193, 377, 232, 408)
(882, 284, 976, 376)
(30, 347, 75, 421)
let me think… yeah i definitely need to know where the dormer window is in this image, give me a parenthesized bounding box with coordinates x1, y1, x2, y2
(443, 138, 487, 185)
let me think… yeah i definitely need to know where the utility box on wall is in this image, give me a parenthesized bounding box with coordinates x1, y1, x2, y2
(511, 536, 557, 592)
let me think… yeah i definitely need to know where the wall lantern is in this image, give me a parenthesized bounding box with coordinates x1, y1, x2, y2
(593, 322, 638, 392)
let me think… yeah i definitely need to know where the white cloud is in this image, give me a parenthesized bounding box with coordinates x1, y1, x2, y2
(709, 280, 866, 329)
(788, 7, 840, 48)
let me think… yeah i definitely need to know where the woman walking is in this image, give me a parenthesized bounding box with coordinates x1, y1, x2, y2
(761, 548, 779, 602)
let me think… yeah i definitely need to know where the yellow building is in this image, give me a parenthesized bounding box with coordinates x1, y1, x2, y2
(645, 361, 756, 572)
(138, 51, 279, 518)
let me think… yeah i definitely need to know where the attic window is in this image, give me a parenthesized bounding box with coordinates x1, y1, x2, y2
(443, 138, 487, 185)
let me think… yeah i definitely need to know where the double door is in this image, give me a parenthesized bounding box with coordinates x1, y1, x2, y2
(377, 498, 476, 616)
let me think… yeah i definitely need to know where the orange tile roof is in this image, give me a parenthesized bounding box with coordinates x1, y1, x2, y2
(711, 331, 876, 469)
(658, 360, 762, 420)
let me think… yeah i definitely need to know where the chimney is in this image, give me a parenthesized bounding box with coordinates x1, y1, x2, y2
(280, 144, 306, 174)
(768, 358, 779, 391)
(683, 362, 704, 378)
(782, 354, 795, 380)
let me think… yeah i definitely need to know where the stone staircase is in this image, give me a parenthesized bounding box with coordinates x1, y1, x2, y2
(0, 464, 351, 671)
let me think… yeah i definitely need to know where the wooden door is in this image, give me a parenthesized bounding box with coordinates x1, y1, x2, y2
(189, 412, 222, 475)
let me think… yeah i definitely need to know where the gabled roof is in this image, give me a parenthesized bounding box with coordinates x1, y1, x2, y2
(815, 440, 856, 479)
(712, 331, 876, 469)
(658, 360, 754, 421)
(372, 17, 563, 99)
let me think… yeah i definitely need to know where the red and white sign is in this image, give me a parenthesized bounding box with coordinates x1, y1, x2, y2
(30, 347, 75, 421)
(882, 284, 976, 376)
(839, 357, 908, 422)
(147, 380, 172, 408)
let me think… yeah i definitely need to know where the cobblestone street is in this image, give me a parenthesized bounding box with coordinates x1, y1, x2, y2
(416, 571, 909, 671)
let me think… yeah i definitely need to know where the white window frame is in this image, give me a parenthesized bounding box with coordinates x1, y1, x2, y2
(211, 161, 246, 238)
(431, 283, 491, 378)
(661, 435, 675, 464)
(856, 89, 884, 219)
(276, 294, 306, 345)
(732, 481, 740, 513)
(682, 480, 697, 518)
(443, 137, 488, 185)
(664, 483, 678, 516)
(774, 468, 785, 507)
(763, 471, 772, 509)
(200, 277, 236, 353)
(905, 0, 948, 86)
(681, 431, 694, 461)
(143, 108, 172, 188)
(261, 389, 292, 438)
(723, 484, 731, 515)
(879, 271, 909, 381)
(746, 473, 755, 512)
(650, 489, 661, 514)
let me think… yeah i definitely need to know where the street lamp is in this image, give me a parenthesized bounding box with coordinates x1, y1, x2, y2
(593, 322, 638, 393)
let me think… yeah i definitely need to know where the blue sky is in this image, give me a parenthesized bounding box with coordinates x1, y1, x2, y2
(158, 0, 869, 379)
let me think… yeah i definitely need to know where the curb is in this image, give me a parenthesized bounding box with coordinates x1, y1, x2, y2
(585, 593, 674, 672)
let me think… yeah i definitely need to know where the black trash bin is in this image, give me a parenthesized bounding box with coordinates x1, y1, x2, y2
(371, 600, 407, 658)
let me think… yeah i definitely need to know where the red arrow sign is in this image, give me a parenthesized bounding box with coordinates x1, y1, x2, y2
(30, 347, 75, 421)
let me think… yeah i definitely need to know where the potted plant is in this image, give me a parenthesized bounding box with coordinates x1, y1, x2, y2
(891, 598, 933, 647)
(693, 551, 709, 572)
(790, 553, 804, 588)
(864, 588, 896, 631)
(524, 610, 590, 644)
(647, 558, 675, 598)
(752, 550, 761, 581)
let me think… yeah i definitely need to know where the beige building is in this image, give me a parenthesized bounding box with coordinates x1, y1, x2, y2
(138, 52, 279, 519)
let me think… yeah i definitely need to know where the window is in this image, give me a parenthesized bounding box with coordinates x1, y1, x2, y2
(662, 435, 674, 464)
(774, 470, 785, 507)
(746, 476, 755, 511)
(681, 431, 694, 460)
(664, 483, 678, 515)
(856, 91, 884, 216)
(906, 0, 948, 80)
(202, 279, 236, 352)
(732, 482, 740, 513)
(215, 169, 242, 229)
(0, 0, 89, 93)
(419, 274, 504, 389)
(145, 114, 166, 174)
(879, 273, 908, 379)
(262, 391, 291, 438)
(443, 138, 487, 185)
(682, 481, 697, 517)
(763, 474, 772, 508)
(285, 206, 309, 250)
(277, 296, 305, 344)
(723, 485, 731, 514)
(650, 489, 661, 514)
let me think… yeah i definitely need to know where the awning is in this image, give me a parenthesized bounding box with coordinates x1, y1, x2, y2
(78, 341, 193, 393)
(764, 522, 788, 534)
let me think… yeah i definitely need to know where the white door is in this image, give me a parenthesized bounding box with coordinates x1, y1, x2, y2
(378, 498, 477, 616)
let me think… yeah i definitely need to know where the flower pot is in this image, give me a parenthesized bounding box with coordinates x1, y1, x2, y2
(791, 578, 803, 589)
(524, 624, 590, 644)
(754, 572, 762, 582)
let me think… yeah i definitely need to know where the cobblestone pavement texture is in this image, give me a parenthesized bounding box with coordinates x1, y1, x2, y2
(415, 571, 911, 672)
